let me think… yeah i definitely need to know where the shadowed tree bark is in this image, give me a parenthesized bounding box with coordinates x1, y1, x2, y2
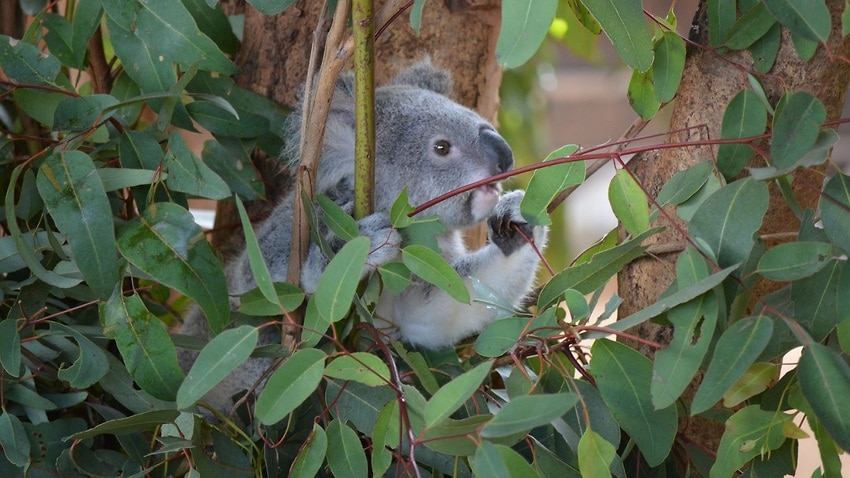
(619, 0, 850, 459)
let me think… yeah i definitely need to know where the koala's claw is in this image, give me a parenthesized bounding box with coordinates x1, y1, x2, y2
(488, 190, 536, 256)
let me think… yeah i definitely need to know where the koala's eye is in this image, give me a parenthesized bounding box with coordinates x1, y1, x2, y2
(433, 139, 451, 156)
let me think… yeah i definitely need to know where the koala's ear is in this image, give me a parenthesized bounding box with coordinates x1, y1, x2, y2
(390, 59, 453, 96)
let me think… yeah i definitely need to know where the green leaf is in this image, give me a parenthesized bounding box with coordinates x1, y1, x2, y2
(390, 189, 414, 228)
(707, 0, 737, 46)
(495, 0, 558, 68)
(723, 362, 778, 407)
(325, 419, 368, 478)
(42, 13, 77, 68)
(591, 339, 677, 467)
(12, 88, 67, 128)
(689, 178, 769, 270)
(656, 160, 713, 207)
(481, 393, 579, 437)
(723, 2, 776, 50)
(0, 411, 30, 467)
(652, 31, 685, 103)
(72, 0, 104, 67)
(756, 241, 836, 281)
(410, 0, 427, 33)
(793, 261, 843, 341)
(371, 402, 399, 476)
(377, 262, 411, 295)
(520, 144, 583, 226)
(37, 151, 119, 300)
(234, 194, 284, 312)
(627, 68, 660, 120)
(608, 168, 649, 236)
(474, 317, 527, 358)
(176, 325, 258, 409)
(751, 22, 782, 74)
(691, 316, 774, 415)
(100, 290, 185, 401)
(186, 100, 269, 137)
(578, 429, 617, 478)
(164, 132, 231, 200)
(314, 236, 370, 323)
(247, 0, 297, 15)
(820, 172, 850, 255)
(117, 202, 229, 332)
(763, 0, 831, 43)
(202, 138, 264, 200)
(97, 168, 163, 192)
(53, 94, 119, 131)
(402, 244, 471, 304)
(538, 228, 658, 308)
(717, 90, 768, 179)
(290, 423, 327, 478)
(0, 319, 21, 377)
(49, 322, 110, 388)
(324, 353, 391, 387)
(182, 0, 239, 54)
(652, 294, 718, 409)
(0, 34, 61, 85)
(799, 343, 850, 452)
(470, 441, 509, 477)
(844, 0, 850, 36)
(106, 17, 177, 95)
(318, 195, 359, 241)
(424, 361, 492, 426)
(581, 0, 654, 72)
(711, 406, 790, 478)
(771, 92, 827, 170)
(68, 409, 180, 440)
(255, 348, 326, 425)
(238, 283, 304, 316)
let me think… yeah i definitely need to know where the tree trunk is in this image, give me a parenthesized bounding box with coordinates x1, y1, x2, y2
(619, 0, 850, 458)
(212, 0, 503, 249)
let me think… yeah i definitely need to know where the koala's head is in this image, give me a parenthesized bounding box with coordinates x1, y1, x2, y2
(303, 60, 513, 229)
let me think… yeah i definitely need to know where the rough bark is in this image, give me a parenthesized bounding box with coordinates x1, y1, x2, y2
(211, 0, 503, 249)
(619, 0, 850, 458)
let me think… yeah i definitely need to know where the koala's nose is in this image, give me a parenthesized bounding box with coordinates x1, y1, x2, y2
(480, 127, 513, 173)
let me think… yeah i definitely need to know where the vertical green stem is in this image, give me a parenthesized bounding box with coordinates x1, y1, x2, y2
(353, 0, 375, 219)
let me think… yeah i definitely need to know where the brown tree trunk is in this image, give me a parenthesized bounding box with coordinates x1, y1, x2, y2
(619, 0, 850, 458)
(212, 0, 503, 248)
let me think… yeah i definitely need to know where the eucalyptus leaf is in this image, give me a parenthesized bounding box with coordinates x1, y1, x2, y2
(520, 144, 583, 226)
(717, 90, 768, 179)
(763, 0, 831, 43)
(495, 0, 558, 68)
(581, 0, 654, 72)
(424, 361, 492, 427)
(798, 343, 850, 452)
(652, 31, 685, 103)
(325, 419, 368, 478)
(608, 168, 649, 236)
(255, 348, 326, 426)
(402, 244, 470, 304)
(0, 34, 61, 85)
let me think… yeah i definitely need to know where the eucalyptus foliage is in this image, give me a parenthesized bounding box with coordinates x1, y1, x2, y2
(1, 0, 849, 477)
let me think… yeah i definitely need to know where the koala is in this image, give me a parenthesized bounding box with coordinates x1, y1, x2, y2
(178, 60, 547, 413)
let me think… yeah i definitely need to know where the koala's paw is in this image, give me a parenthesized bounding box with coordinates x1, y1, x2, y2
(359, 213, 402, 267)
(488, 190, 547, 256)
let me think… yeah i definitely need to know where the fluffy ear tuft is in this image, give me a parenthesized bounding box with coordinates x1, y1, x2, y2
(390, 58, 453, 96)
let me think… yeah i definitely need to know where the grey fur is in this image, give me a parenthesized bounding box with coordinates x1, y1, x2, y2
(178, 60, 547, 413)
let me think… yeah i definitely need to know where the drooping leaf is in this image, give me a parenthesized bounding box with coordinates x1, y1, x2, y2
(234, 194, 285, 312)
(652, 31, 685, 103)
(717, 90, 768, 179)
(176, 325, 258, 409)
(100, 290, 184, 401)
(371, 402, 399, 476)
(163, 132, 231, 200)
(324, 353, 391, 387)
(689, 178, 769, 270)
(608, 168, 649, 236)
(403, 244, 470, 304)
(325, 419, 368, 478)
(410, 0, 427, 33)
(723, 362, 778, 407)
(771, 92, 827, 170)
(751, 22, 782, 73)
(474, 317, 528, 358)
(53, 94, 119, 131)
(0, 319, 21, 377)
(763, 0, 831, 43)
(97, 168, 164, 192)
(37, 151, 119, 300)
(711, 406, 791, 478)
(202, 139, 264, 200)
(655, 160, 713, 207)
(49, 322, 110, 388)
(117, 202, 229, 332)
(247, 0, 297, 15)
(238, 283, 305, 316)
(691, 316, 774, 415)
(578, 429, 617, 478)
(0, 411, 30, 467)
(480, 393, 579, 438)
(314, 236, 370, 323)
(181, 0, 239, 54)
(495, 0, 558, 68)
(255, 348, 326, 426)
(820, 172, 850, 255)
(377, 262, 411, 295)
(520, 144, 583, 226)
(722, 2, 776, 50)
(289, 423, 327, 478)
(756, 241, 836, 281)
(470, 441, 510, 477)
(318, 194, 359, 241)
(68, 409, 180, 440)
(186, 100, 269, 138)
(581, 0, 654, 72)
(707, 0, 737, 46)
(798, 343, 850, 452)
(627, 68, 660, 120)
(591, 339, 677, 467)
(424, 361, 492, 427)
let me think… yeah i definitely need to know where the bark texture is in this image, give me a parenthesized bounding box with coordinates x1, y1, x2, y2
(212, 0, 503, 249)
(619, 0, 850, 458)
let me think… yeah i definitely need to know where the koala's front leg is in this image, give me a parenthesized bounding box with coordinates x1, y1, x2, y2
(300, 212, 401, 293)
(381, 190, 547, 349)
